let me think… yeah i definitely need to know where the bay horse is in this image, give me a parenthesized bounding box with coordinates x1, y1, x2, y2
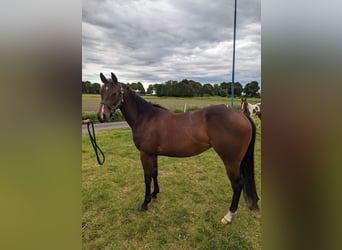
(97, 73, 259, 224)
(241, 98, 261, 120)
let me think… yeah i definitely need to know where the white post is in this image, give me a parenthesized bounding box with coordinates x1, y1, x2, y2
(184, 103, 187, 112)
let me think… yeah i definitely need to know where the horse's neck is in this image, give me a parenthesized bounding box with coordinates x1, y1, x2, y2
(120, 89, 151, 129)
(120, 91, 138, 128)
(242, 102, 249, 112)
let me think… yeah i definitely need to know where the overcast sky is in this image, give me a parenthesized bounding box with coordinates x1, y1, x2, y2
(82, 0, 260, 87)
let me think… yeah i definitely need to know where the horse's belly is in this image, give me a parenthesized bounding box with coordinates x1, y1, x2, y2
(157, 141, 211, 157)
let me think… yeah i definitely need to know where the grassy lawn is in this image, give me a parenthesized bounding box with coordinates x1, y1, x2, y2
(82, 117, 261, 249)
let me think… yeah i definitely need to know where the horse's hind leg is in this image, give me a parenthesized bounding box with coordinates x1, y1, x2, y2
(221, 161, 244, 224)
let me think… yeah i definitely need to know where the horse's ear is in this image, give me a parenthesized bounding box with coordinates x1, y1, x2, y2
(100, 73, 107, 83)
(111, 73, 118, 84)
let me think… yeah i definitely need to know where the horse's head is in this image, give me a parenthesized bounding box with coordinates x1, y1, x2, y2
(97, 72, 124, 123)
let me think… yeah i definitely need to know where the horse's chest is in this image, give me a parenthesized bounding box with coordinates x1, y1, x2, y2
(132, 129, 157, 152)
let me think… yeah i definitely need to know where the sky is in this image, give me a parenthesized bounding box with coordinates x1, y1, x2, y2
(82, 0, 260, 88)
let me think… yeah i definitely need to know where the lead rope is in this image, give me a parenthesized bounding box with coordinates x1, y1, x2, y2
(87, 120, 105, 165)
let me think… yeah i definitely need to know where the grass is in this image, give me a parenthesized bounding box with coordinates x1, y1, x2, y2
(82, 117, 261, 249)
(82, 94, 261, 112)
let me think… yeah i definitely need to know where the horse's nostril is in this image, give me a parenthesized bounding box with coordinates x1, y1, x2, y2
(97, 113, 105, 123)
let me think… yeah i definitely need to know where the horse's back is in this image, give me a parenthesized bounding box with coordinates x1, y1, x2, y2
(205, 105, 250, 130)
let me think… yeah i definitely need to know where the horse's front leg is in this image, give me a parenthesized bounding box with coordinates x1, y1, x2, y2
(139, 152, 156, 211)
(151, 160, 159, 199)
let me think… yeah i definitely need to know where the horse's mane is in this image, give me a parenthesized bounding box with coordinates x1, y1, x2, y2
(123, 84, 168, 114)
(151, 103, 168, 110)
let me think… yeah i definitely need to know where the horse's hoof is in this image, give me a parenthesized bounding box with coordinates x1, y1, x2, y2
(138, 205, 148, 212)
(248, 203, 259, 211)
(221, 217, 230, 225)
(221, 211, 235, 225)
(152, 193, 158, 199)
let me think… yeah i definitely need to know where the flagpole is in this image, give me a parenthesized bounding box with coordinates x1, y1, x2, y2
(230, 0, 237, 108)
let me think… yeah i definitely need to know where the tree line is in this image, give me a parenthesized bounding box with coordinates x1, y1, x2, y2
(82, 79, 261, 98)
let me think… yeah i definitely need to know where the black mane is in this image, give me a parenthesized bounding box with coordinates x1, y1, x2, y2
(123, 84, 168, 114)
(151, 103, 168, 110)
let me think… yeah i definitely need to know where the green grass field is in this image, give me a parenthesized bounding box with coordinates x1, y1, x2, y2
(82, 94, 261, 113)
(82, 117, 261, 249)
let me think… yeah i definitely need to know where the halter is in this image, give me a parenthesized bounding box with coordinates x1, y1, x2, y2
(100, 83, 124, 112)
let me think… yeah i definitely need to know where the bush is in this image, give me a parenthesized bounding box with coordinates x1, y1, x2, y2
(82, 110, 125, 123)
(82, 111, 97, 121)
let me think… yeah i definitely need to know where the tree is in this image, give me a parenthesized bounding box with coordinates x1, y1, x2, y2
(243, 81, 260, 97)
(92, 83, 101, 94)
(188, 80, 202, 97)
(219, 82, 229, 97)
(146, 84, 156, 95)
(127, 82, 146, 95)
(154, 84, 164, 96)
(178, 79, 194, 97)
(202, 83, 214, 96)
(82, 81, 101, 94)
(86, 82, 95, 93)
(136, 82, 146, 95)
(232, 82, 243, 97)
(213, 84, 225, 96)
(117, 78, 260, 97)
(82, 81, 88, 93)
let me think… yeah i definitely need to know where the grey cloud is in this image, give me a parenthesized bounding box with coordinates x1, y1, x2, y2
(82, 0, 261, 86)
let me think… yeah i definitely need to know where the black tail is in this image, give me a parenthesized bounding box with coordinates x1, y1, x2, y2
(241, 116, 259, 210)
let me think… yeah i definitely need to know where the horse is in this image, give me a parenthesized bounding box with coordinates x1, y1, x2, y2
(97, 73, 259, 224)
(241, 98, 261, 120)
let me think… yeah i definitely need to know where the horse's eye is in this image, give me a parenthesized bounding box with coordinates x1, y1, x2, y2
(112, 93, 116, 97)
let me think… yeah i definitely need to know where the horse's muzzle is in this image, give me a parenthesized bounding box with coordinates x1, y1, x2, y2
(97, 112, 107, 123)
(97, 103, 112, 123)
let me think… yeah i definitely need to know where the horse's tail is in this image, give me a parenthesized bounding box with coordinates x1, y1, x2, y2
(241, 116, 259, 210)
